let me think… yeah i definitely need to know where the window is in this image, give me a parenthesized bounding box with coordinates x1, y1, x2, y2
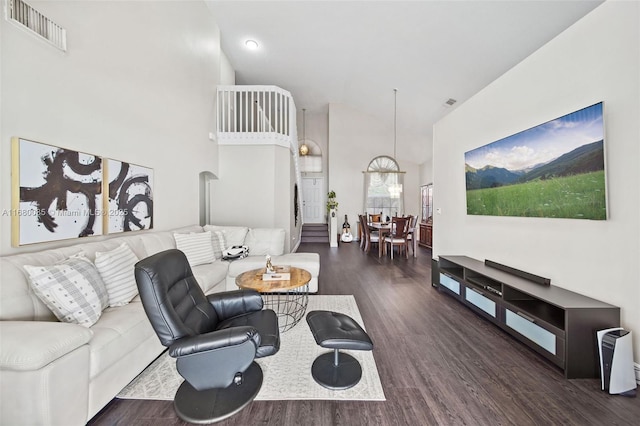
(363, 156, 405, 220)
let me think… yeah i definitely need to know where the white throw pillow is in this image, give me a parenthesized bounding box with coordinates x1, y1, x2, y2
(94, 243, 139, 307)
(211, 231, 226, 260)
(203, 225, 249, 247)
(174, 231, 215, 267)
(244, 228, 286, 256)
(24, 256, 109, 327)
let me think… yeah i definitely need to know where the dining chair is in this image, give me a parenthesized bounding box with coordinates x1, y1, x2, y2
(358, 215, 366, 250)
(405, 215, 418, 257)
(358, 214, 367, 250)
(369, 213, 381, 223)
(383, 216, 410, 259)
(360, 214, 379, 254)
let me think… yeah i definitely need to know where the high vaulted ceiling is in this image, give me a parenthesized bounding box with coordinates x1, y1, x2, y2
(206, 1, 603, 164)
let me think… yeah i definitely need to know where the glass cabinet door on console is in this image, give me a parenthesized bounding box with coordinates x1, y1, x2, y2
(435, 255, 619, 379)
(420, 184, 432, 222)
(419, 184, 433, 248)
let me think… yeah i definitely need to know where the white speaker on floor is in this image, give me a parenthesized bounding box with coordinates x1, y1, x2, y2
(597, 327, 637, 397)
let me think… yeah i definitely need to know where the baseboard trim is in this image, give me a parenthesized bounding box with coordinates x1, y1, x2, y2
(634, 362, 640, 384)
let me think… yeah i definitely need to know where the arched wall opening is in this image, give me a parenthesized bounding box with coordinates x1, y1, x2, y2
(199, 171, 218, 226)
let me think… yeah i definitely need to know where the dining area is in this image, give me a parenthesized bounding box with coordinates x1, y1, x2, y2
(357, 213, 418, 259)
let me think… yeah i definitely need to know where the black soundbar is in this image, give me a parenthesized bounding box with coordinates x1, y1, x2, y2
(484, 259, 551, 286)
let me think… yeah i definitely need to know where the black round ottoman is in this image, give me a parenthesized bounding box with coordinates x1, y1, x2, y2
(306, 310, 373, 390)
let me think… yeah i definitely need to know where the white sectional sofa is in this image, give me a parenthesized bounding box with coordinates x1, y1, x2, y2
(0, 224, 319, 426)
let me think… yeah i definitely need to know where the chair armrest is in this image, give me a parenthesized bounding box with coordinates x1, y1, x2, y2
(169, 326, 261, 390)
(207, 289, 263, 321)
(168, 326, 260, 358)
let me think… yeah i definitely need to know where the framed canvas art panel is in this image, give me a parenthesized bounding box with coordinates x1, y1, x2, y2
(464, 102, 606, 220)
(11, 137, 103, 246)
(104, 159, 154, 233)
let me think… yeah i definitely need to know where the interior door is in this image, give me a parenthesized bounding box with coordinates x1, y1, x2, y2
(302, 177, 324, 223)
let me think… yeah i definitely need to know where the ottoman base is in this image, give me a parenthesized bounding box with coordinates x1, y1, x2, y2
(311, 349, 362, 390)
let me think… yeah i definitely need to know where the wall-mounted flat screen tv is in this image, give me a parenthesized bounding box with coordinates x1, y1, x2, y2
(465, 102, 606, 220)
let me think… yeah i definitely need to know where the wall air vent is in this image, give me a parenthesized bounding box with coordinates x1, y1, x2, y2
(5, 0, 66, 51)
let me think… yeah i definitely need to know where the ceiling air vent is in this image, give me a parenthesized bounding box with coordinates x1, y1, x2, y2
(443, 98, 457, 107)
(5, 0, 66, 51)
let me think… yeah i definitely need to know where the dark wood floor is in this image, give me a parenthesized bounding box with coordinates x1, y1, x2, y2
(89, 242, 640, 425)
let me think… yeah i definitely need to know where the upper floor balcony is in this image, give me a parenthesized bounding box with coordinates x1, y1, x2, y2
(216, 85, 295, 149)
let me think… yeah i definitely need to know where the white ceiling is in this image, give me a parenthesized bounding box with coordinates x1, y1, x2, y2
(206, 0, 603, 164)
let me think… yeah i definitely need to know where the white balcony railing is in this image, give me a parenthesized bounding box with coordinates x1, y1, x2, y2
(217, 85, 293, 147)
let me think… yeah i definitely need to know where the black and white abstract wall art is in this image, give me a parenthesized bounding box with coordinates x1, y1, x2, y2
(11, 138, 103, 246)
(105, 159, 154, 233)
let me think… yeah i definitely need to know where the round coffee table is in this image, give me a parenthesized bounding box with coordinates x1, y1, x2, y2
(236, 267, 311, 332)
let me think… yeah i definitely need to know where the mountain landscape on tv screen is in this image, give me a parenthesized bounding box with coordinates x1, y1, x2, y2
(465, 140, 605, 190)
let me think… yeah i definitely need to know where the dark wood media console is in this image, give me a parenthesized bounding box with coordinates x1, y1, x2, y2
(436, 255, 620, 379)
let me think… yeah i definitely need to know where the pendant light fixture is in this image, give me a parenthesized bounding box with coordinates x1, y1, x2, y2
(389, 88, 403, 198)
(393, 88, 398, 161)
(299, 108, 309, 156)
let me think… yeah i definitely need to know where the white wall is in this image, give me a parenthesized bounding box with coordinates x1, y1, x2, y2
(433, 2, 639, 356)
(220, 51, 236, 86)
(327, 103, 421, 237)
(211, 144, 293, 251)
(0, 1, 222, 255)
(419, 156, 433, 186)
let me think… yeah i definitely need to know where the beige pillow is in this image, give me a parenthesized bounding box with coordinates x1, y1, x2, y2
(203, 225, 249, 247)
(94, 243, 139, 307)
(174, 231, 216, 267)
(210, 231, 226, 260)
(244, 228, 285, 256)
(24, 256, 109, 327)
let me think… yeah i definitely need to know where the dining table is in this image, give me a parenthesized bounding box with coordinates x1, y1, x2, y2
(368, 220, 418, 258)
(368, 221, 390, 258)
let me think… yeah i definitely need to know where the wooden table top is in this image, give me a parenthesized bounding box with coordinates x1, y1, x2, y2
(369, 222, 391, 229)
(235, 267, 312, 292)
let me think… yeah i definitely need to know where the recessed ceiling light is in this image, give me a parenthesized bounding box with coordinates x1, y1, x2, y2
(245, 40, 259, 50)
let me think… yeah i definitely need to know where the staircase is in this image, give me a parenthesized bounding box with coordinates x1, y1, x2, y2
(300, 224, 329, 243)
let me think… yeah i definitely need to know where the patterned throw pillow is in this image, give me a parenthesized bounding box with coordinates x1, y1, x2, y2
(24, 256, 109, 327)
(211, 231, 226, 260)
(95, 243, 139, 307)
(174, 231, 215, 267)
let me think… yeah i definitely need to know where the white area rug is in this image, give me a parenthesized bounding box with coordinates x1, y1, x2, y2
(117, 295, 385, 401)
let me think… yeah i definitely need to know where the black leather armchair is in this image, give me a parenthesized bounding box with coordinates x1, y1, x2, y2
(134, 249, 280, 423)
